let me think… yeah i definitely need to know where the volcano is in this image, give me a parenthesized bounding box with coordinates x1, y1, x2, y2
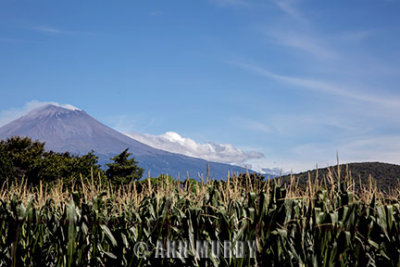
(0, 104, 254, 179)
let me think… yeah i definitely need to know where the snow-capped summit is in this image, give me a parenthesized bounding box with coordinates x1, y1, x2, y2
(0, 104, 251, 179)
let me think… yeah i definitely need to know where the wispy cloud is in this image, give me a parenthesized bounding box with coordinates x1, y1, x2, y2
(233, 62, 400, 108)
(149, 10, 164, 16)
(289, 135, 400, 170)
(266, 30, 337, 59)
(271, 0, 304, 21)
(260, 1, 338, 61)
(264, 1, 369, 62)
(339, 30, 374, 43)
(224, 0, 400, 173)
(241, 114, 368, 139)
(241, 114, 400, 172)
(127, 131, 264, 164)
(32, 26, 72, 35)
(31, 25, 96, 36)
(240, 119, 273, 134)
(341, 135, 400, 163)
(209, 0, 251, 7)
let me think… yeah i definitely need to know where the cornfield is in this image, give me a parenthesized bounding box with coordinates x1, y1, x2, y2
(1, 166, 400, 266)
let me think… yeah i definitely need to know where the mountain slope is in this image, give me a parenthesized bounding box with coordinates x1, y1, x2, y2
(278, 162, 400, 192)
(0, 104, 254, 179)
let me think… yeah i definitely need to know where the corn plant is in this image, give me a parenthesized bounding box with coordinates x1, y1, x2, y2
(0, 170, 399, 266)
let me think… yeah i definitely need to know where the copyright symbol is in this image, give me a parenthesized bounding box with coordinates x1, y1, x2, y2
(134, 242, 149, 258)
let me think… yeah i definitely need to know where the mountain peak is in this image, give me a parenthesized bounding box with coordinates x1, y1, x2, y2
(23, 104, 84, 120)
(34, 103, 82, 112)
(0, 103, 252, 179)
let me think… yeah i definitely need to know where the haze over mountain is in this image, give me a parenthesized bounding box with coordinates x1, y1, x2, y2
(0, 104, 259, 179)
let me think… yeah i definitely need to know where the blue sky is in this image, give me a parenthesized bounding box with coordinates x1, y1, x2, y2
(1, 0, 400, 173)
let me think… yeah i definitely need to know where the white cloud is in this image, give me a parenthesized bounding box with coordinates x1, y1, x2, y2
(0, 101, 80, 127)
(127, 131, 264, 164)
(233, 62, 400, 108)
(63, 104, 80, 111)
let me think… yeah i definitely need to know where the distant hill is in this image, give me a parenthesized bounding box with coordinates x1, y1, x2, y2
(278, 162, 400, 192)
(0, 104, 259, 179)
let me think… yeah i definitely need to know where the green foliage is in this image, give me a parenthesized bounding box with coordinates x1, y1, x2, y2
(0, 136, 103, 184)
(32, 151, 103, 183)
(1, 179, 400, 266)
(106, 148, 143, 184)
(0, 148, 13, 179)
(0, 136, 45, 179)
(4, 137, 400, 265)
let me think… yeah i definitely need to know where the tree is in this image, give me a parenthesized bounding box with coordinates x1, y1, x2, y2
(68, 151, 103, 178)
(0, 136, 104, 184)
(106, 148, 143, 184)
(32, 151, 103, 183)
(0, 136, 45, 181)
(0, 147, 14, 180)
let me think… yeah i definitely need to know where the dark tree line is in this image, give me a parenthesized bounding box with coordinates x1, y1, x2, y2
(0, 136, 143, 185)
